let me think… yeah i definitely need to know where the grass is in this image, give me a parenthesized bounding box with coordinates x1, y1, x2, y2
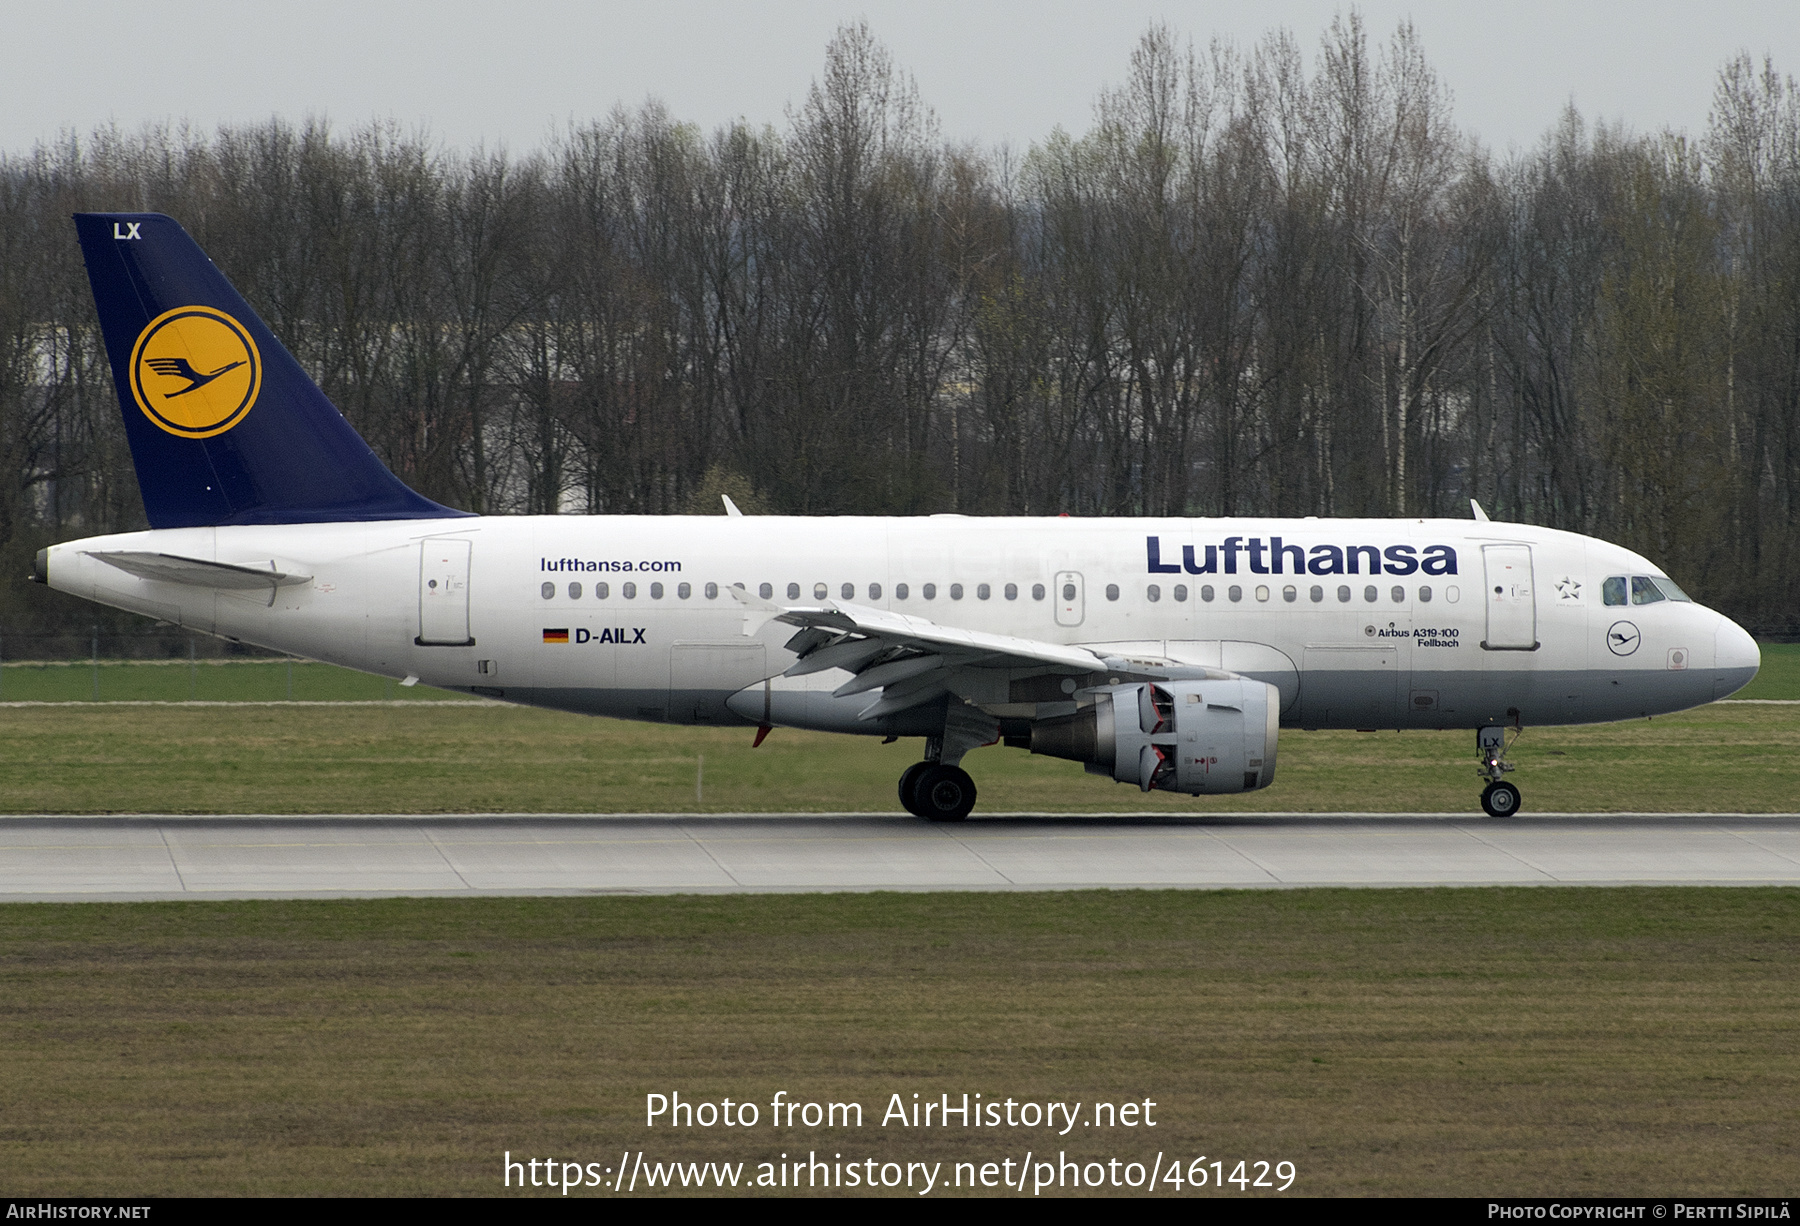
(0, 658, 465, 703)
(2, 653, 1793, 1197)
(0, 888, 1792, 1197)
(0, 701, 1796, 814)
(1, 642, 1796, 704)
(1736, 641, 1800, 699)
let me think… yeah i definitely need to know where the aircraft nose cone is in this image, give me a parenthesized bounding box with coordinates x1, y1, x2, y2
(1713, 616, 1761, 699)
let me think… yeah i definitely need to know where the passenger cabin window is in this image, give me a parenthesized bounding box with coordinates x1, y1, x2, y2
(841, 583, 854, 600)
(596, 582, 609, 599)
(869, 583, 882, 599)
(678, 582, 691, 599)
(896, 583, 909, 600)
(787, 583, 801, 600)
(650, 582, 663, 599)
(923, 583, 937, 600)
(1147, 584, 1161, 602)
(704, 582, 718, 599)
(1032, 583, 1046, 601)
(1201, 585, 1215, 602)
(814, 583, 828, 600)
(1106, 584, 1120, 601)
(568, 582, 582, 599)
(623, 582, 637, 599)
(759, 583, 773, 599)
(950, 583, 964, 600)
(1604, 576, 1628, 606)
(1173, 584, 1188, 601)
(1004, 583, 1018, 600)
(540, 582, 554, 600)
(977, 583, 991, 600)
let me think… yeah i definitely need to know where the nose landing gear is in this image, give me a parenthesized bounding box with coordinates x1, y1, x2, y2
(1477, 724, 1522, 817)
(1481, 779, 1521, 817)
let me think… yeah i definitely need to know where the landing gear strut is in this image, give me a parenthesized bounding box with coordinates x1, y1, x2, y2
(1477, 724, 1522, 817)
(898, 735, 978, 821)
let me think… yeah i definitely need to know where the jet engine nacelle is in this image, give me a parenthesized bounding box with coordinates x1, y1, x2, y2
(1028, 678, 1280, 794)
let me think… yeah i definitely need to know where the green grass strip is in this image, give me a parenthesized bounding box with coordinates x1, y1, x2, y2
(0, 888, 1792, 1196)
(1, 702, 1797, 813)
(0, 642, 1793, 703)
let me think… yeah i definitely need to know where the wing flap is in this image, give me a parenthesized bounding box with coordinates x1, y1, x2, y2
(765, 596, 1106, 675)
(731, 586, 1113, 718)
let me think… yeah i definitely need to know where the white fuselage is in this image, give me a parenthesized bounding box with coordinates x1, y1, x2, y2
(45, 514, 1760, 734)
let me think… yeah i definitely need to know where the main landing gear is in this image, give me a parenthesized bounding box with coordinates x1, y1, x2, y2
(898, 739, 978, 822)
(1477, 723, 1522, 817)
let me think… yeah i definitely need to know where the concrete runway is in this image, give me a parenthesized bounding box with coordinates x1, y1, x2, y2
(2, 813, 1799, 901)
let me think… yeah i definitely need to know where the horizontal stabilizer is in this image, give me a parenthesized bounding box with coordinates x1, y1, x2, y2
(87, 550, 311, 594)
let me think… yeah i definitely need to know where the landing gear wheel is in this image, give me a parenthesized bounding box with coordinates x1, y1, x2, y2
(897, 762, 932, 816)
(914, 765, 977, 822)
(1481, 780, 1522, 818)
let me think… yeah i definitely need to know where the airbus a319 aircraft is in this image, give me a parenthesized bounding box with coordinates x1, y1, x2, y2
(36, 214, 1762, 820)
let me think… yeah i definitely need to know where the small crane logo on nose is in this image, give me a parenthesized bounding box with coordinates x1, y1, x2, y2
(1606, 621, 1641, 656)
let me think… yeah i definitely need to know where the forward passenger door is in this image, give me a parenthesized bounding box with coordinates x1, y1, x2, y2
(1481, 545, 1537, 651)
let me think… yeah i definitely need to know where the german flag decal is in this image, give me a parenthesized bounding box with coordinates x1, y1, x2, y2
(542, 628, 569, 643)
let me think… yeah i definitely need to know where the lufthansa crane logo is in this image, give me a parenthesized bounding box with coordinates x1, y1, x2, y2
(128, 306, 261, 438)
(1606, 620, 1642, 656)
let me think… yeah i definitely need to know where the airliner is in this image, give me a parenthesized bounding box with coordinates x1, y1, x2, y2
(34, 213, 1762, 820)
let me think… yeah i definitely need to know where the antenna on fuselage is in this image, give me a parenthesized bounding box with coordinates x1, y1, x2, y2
(1471, 499, 1491, 522)
(722, 495, 744, 518)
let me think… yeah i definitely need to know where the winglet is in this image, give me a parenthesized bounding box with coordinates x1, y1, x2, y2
(722, 495, 744, 517)
(1471, 499, 1491, 522)
(726, 582, 783, 637)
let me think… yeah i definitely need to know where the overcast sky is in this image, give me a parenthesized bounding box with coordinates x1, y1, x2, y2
(9, 1, 1799, 159)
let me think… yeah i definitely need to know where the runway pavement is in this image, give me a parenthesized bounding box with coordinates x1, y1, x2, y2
(2, 812, 1799, 901)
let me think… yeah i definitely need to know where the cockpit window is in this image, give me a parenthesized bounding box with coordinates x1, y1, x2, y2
(1631, 576, 1666, 605)
(1652, 575, 1692, 602)
(1603, 576, 1628, 606)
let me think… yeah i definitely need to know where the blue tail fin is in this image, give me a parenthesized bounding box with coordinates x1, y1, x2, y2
(73, 212, 468, 528)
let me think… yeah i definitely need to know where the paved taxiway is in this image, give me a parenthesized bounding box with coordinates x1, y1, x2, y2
(2, 813, 1798, 900)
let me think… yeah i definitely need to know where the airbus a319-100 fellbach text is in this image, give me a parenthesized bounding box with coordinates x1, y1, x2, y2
(36, 214, 1761, 820)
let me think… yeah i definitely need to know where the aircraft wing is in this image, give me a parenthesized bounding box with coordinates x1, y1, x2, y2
(731, 587, 1212, 721)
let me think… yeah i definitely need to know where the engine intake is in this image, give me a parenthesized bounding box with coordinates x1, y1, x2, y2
(1028, 678, 1280, 794)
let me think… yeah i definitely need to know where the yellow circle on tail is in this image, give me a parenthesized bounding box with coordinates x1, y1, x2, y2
(129, 306, 262, 439)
